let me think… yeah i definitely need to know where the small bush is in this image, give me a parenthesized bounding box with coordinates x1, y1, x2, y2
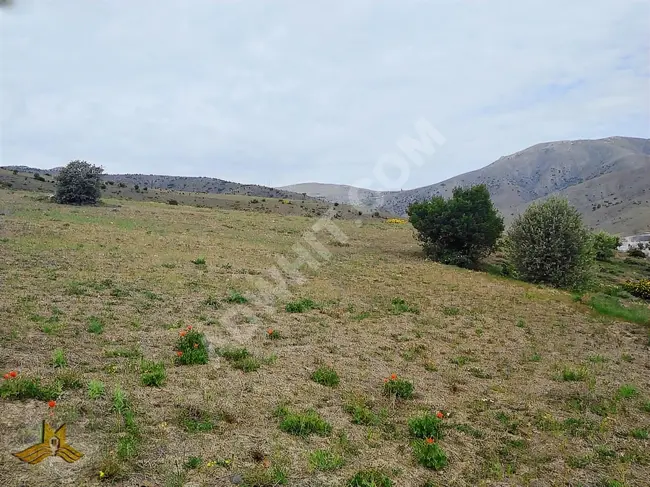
(174, 327, 209, 365)
(560, 367, 588, 382)
(191, 256, 206, 265)
(88, 379, 105, 399)
(615, 384, 638, 400)
(383, 374, 414, 399)
(627, 247, 647, 259)
(620, 279, 650, 300)
(54, 160, 103, 205)
(309, 449, 345, 471)
(407, 184, 504, 268)
(184, 456, 202, 469)
(140, 360, 167, 387)
(506, 197, 594, 289)
(168, 199, 179, 206)
(285, 298, 316, 313)
(347, 470, 393, 487)
(408, 412, 445, 440)
(345, 403, 381, 426)
(592, 231, 620, 261)
(274, 406, 332, 437)
(412, 438, 448, 470)
(218, 347, 262, 372)
(311, 366, 340, 387)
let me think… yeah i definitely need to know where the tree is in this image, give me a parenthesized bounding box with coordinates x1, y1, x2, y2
(592, 231, 620, 261)
(407, 184, 504, 268)
(506, 197, 594, 288)
(54, 160, 104, 205)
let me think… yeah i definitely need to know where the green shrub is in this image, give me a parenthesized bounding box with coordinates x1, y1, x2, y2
(87, 316, 104, 334)
(407, 184, 504, 268)
(506, 197, 594, 288)
(621, 279, 650, 300)
(390, 298, 419, 314)
(383, 375, 414, 399)
(347, 470, 393, 487)
(191, 256, 206, 265)
(178, 406, 217, 432)
(285, 298, 316, 313)
(344, 401, 381, 426)
(140, 360, 167, 387)
(168, 199, 179, 206)
(274, 406, 332, 437)
(184, 456, 202, 469)
(408, 412, 445, 440)
(218, 347, 264, 372)
(627, 247, 647, 259)
(54, 160, 103, 205)
(592, 231, 620, 261)
(412, 438, 448, 470)
(311, 366, 340, 387)
(174, 327, 209, 365)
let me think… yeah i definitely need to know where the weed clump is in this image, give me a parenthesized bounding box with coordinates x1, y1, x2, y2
(383, 374, 414, 399)
(408, 411, 445, 440)
(285, 298, 317, 313)
(412, 438, 448, 470)
(347, 470, 393, 487)
(174, 326, 209, 365)
(140, 360, 167, 387)
(311, 366, 340, 387)
(274, 405, 332, 437)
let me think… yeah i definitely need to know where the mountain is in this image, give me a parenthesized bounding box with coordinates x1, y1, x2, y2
(282, 136, 650, 235)
(0, 168, 309, 201)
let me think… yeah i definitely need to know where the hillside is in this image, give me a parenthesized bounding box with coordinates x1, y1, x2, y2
(282, 137, 650, 235)
(0, 167, 310, 201)
(0, 168, 393, 221)
(1, 189, 648, 486)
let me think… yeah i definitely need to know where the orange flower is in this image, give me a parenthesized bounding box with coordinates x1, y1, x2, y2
(193, 343, 199, 349)
(48, 400, 56, 408)
(176, 351, 183, 357)
(267, 328, 274, 335)
(3, 374, 9, 380)
(390, 374, 397, 380)
(9, 371, 17, 378)
(179, 331, 187, 337)
(436, 411, 444, 419)
(426, 437, 435, 444)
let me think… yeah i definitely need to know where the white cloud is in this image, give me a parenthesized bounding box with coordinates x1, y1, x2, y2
(0, 0, 648, 189)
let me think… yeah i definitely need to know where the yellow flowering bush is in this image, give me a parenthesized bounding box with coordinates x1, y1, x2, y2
(621, 279, 650, 300)
(386, 218, 408, 224)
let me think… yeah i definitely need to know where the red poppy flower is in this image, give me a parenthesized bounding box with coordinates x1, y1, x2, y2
(48, 400, 56, 408)
(187, 325, 192, 330)
(267, 329, 274, 335)
(9, 371, 17, 378)
(436, 411, 444, 419)
(426, 437, 435, 444)
(383, 378, 389, 383)
(390, 374, 397, 380)
(179, 331, 187, 337)
(176, 351, 183, 357)
(3, 374, 9, 380)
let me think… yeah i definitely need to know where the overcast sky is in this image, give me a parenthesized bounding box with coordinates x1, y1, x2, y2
(1, 1, 648, 190)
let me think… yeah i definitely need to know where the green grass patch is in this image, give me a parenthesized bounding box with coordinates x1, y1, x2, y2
(0, 376, 61, 401)
(226, 290, 248, 304)
(390, 297, 419, 314)
(408, 412, 445, 440)
(347, 470, 393, 487)
(274, 406, 332, 437)
(285, 298, 317, 313)
(311, 366, 340, 387)
(174, 327, 209, 365)
(52, 348, 67, 368)
(309, 449, 345, 471)
(383, 375, 414, 399)
(412, 438, 448, 470)
(87, 316, 104, 334)
(88, 379, 105, 399)
(140, 360, 167, 387)
(588, 294, 650, 325)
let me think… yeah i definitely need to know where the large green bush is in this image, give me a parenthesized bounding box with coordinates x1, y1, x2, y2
(407, 185, 504, 268)
(591, 231, 620, 261)
(54, 160, 104, 205)
(506, 197, 594, 288)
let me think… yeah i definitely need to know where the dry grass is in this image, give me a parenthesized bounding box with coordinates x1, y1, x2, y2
(1, 189, 649, 486)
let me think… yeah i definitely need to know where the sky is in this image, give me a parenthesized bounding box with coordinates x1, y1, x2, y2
(1, 0, 648, 191)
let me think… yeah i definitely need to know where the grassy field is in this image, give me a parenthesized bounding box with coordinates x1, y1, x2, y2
(0, 168, 392, 220)
(0, 189, 649, 487)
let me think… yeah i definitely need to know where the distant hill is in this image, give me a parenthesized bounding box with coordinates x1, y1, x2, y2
(282, 136, 650, 235)
(0, 167, 309, 201)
